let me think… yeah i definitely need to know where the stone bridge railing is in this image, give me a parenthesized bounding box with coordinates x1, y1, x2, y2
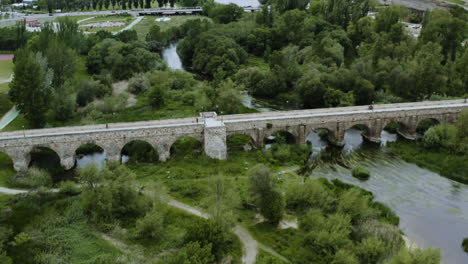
(0, 99, 466, 172)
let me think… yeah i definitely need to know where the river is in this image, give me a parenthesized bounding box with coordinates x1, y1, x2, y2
(73, 44, 468, 264)
(163, 45, 468, 263)
(307, 129, 468, 264)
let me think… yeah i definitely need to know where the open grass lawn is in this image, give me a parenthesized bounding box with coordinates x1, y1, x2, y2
(0, 92, 13, 118)
(0, 59, 13, 81)
(133, 15, 209, 40)
(0, 151, 15, 188)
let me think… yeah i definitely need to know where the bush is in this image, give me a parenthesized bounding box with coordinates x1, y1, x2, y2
(11, 167, 53, 189)
(285, 180, 335, 213)
(184, 219, 232, 261)
(463, 238, 468, 252)
(133, 205, 166, 241)
(352, 167, 370, 180)
(248, 165, 284, 225)
(128, 73, 150, 95)
(164, 241, 215, 264)
(58, 181, 80, 196)
(148, 85, 166, 109)
(422, 124, 458, 152)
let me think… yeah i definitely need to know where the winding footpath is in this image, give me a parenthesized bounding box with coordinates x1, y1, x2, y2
(167, 199, 259, 264)
(113, 16, 143, 35)
(0, 186, 269, 264)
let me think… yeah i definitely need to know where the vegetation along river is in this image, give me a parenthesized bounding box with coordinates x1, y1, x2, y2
(77, 44, 468, 264)
(307, 129, 468, 264)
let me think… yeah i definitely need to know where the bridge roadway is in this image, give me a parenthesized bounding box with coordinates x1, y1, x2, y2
(0, 99, 466, 172)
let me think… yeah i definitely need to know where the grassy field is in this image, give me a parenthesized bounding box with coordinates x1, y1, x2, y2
(0, 152, 15, 188)
(133, 15, 209, 40)
(0, 59, 13, 81)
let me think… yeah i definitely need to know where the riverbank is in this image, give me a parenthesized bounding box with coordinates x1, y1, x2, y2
(386, 140, 468, 184)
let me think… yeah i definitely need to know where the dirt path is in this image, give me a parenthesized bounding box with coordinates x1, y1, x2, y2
(0, 186, 285, 264)
(0, 107, 19, 130)
(167, 199, 258, 264)
(0, 186, 27, 195)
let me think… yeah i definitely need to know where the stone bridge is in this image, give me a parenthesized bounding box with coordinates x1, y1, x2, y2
(0, 99, 466, 172)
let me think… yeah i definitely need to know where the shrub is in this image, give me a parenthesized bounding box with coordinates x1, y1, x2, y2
(285, 180, 335, 213)
(184, 219, 232, 261)
(95, 94, 128, 113)
(165, 242, 215, 264)
(463, 238, 468, 252)
(133, 205, 166, 241)
(58, 181, 80, 196)
(128, 73, 150, 95)
(148, 85, 166, 109)
(352, 167, 370, 180)
(248, 165, 284, 225)
(11, 167, 52, 189)
(422, 124, 458, 152)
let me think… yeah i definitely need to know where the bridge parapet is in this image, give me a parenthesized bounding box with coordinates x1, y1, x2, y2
(0, 100, 466, 172)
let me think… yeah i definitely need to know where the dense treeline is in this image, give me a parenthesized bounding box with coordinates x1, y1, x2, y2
(9, 18, 165, 127)
(177, 2, 468, 109)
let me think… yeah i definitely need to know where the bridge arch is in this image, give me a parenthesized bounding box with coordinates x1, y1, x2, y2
(416, 118, 440, 135)
(75, 143, 106, 169)
(170, 136, 202, 158)
(0, 150, 14, 172)
(29, 146, 63, 172)
(265, 130, 297, 145)
(227, 134, 256, 152)
(121, 140, 159, 164)
(305, 127, 336, 143)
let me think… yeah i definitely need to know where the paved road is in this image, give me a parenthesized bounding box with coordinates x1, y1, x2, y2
(0, 6, 260, 24)
(113, 16, 143, 35)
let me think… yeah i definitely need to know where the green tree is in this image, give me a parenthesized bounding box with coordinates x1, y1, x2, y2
(80, 165, 151, 226)
(322, 0, 370, 28)
(148, 85, 166, 109)
(133, 205, 166, 241)
(385, 247, 440, 264)
(9, 49, 52, 127)
(420, 9, 467, 61)
(184, 219, 232, 261)
(248, 165, 284, 225)
(208, 3, 243, 24)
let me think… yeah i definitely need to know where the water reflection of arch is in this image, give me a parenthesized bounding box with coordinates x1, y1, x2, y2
(381, 119, 413, 139)
(305, 124, 337, 144)
(342, 122, 375, 142)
